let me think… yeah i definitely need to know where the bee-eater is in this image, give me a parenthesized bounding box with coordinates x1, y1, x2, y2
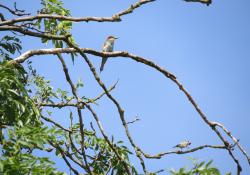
(100, 36, 118, 72)
(173, 140, 191, 149)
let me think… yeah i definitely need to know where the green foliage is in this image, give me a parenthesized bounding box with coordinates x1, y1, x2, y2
(0, 153, 65, 175)
(0, 125, 65, 175)
(38, 0, 73, 48)
(49, 120, 138, 175)
(37, 0, 77, 62)
(31, 74, 57, 104)
(170, 159, 231, 175)
(0, 61, 40, 127)
(0, 35, 62, 174)
(40, 0, 70, 16)
(0, 36, 22, 61)
(84, 135, 136, 175)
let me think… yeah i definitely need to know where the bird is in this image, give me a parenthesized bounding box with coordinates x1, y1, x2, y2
(173, 140, 191, 149)
(100, 35, 118, 72)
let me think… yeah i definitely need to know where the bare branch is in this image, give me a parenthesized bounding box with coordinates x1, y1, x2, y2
(14, 48, 176, 80)
(48, 141, 81, 175)
(0, 25, 70, 40)
(212, 121, 250, 165)
(184, 0, 212, 6)
(0, 0, 156, 26)
(39, 102, 79, 108)
(61, 153, 80, 175)
(127, 116, 140, 125)
(0, 3, 30, 16)
(87, 80, 119, 104)
(41, 115, 72, 133)
(143, 145, 226, 159)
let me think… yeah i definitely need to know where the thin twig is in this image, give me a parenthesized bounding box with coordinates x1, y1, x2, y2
(0, 4, 30, 16)
(126, 116, 140, 125)
(41, 115, 71, 133)
(212, 121, 250, 165)
(48, 141, 80, 175)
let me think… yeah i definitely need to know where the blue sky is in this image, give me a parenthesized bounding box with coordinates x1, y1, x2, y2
(1, 0, 250, 174)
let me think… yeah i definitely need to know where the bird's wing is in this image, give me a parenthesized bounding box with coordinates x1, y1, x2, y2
(102, 41, 114, 52)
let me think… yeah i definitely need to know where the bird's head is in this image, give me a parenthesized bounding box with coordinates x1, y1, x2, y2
(107, 35, 118, 41)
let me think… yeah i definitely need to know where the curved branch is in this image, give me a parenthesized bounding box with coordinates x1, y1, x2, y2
(143, 145, 226, 159)
(14, 48, 175, 80)
(0, 0, 155, 26)
(212, 121, 250, 165)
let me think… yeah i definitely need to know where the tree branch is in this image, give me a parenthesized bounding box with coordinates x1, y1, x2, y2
(143, 145, 227, 159)
(0, 3, 30, 16)
(0, 0, 155, 26)
(184, 0, 212, 6)
(14, 48, 176, 80)
(212, 121, 250, 165)
(0, 25, 70, 40)
(48, 140, 80, 175)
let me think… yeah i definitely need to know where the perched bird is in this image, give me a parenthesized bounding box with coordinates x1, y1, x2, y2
(173, 140, 191, 149)
(100, 35, 118, 72)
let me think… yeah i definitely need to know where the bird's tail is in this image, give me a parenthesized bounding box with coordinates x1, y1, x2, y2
(100, 57, 107, 72)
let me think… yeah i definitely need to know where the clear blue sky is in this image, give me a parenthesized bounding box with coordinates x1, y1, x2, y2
(1, 0, 250, 174)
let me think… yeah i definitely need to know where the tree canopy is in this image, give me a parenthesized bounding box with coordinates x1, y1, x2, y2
(0, 0, 249, 175)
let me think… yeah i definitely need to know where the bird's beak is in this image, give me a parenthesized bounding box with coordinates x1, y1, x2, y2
(114, 37, 118, 39)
